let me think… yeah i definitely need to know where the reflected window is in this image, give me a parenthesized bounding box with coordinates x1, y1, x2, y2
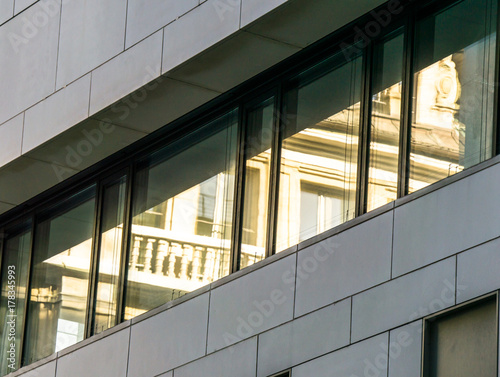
(24, 187, 96, 364)
(240, 98, 275, 270)
(0, 223, 31, 376)
(367, 30, 404, 211)
(125, 111, 238, 319)
(409, 0, 497, 192)
(423, 296, 497, 377)
(276, 49, 362, 252)
(93, 176, 127, 334)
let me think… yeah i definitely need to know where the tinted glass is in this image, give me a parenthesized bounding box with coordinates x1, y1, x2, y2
(276, 50, 362, 251)
(125, 111, 238, 319)
(425, 298, 497, 377)
(410, 0, 497, 192)
(367, 31, 404, 211)
(0, 225, 31, 376)
(240, 98, 274, 269)
(94, 176, 127, 334)
(24, 187, 96, 363)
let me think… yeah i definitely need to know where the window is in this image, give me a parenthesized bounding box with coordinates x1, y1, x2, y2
(409, 0, 497, 192)
(0, 222, 31, 376)
(125, 111, 238, 319)
(423, 295, 498, 377)
(367, 29, 404, 211)
(240, 97, 275, 269)
(24, 186, 96, 364)
(276, 49, 362, 252)
(93, 175, 128, 334)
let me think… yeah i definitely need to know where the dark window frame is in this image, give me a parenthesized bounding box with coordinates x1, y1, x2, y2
(421, 292, 499, 377)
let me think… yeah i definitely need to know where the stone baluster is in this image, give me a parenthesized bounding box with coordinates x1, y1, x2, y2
(191, 246, 203, 281)
(180, 244, 193, 280)
(203, 248, 214, 282)
(144, 239, 156, 273)
(130, 236, 143, 271)
(156, 240, 169, 275)
(212, 248, 221, 280)
(168, 242, 181, 277)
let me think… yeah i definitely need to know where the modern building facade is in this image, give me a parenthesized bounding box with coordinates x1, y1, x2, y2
(0, 0, 499, 376)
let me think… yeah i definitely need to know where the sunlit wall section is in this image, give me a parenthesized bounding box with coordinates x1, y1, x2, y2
(276, 51, 362, 252)
(125, 111, 238, 320)
(409, 0, 497, 192)
(24, 187, 96, 364)
(0, 223, 31, 376)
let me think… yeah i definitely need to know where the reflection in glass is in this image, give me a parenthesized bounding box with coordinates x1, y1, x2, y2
(24, 187, 96, 363)
(276, 51, 362, 251)
(240, 98, 274, 269)
(0, 225, 31, 376)
(125, 111, 238, 320)
(94, 176, 127, 334)
(367, 31, 404, 211)
(410, 0, 497, 192)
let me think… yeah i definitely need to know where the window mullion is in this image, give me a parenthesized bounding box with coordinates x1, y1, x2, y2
(397, 13, 415, 199)
(265, 85, 283, 258)
(85, 179, 104, 339)
(356, 42, 374, 217)
(230, 106, 247, 273)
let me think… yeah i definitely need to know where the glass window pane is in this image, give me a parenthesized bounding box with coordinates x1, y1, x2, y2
(0, 224, 31, 376)
(240, 98, 274, 270)
(24, 187, 96, 364)
(276, 50, 362, 252)
(94, 176, 127, 334)
(410, 0, 497, 192)
(125, 111, 238, 320)
(425, 297, 497, 377)
(367, 31, 404, 211)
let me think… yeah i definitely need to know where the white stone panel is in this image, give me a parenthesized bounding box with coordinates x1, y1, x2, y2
(457, 237, 500, 303)
(14, 0, 37, 14)
(56, 328, 129, 377)
(257, 298, 351, 377)
(241, 0, 287, 27)
(207, 255, 296, 353)
(56, 0, 127, 89)
(0, 113, 23, 166)
(393, 164, 500, 277)
(293, 333, 389, 377)
(0, 0, 14, 24)
(127, 293, 209, 377)
(162, 0, 241, 74)
(23, 74, 90, 153)
(125, 0, 198, 48)
(174, 337, 257, 377)
(351, 257, 456, 342)
(89, 31, 163, 115)
(294, 212, 393, 317)
(388, 321, 423, 377)
(0, 0, 60, 126)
